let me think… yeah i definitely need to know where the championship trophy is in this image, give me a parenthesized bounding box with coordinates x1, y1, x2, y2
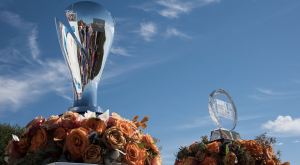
(208, 89, 241, 142)
(55, 1, 115, 115)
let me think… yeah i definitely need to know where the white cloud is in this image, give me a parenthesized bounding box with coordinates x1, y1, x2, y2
(0, 60, 72, 112)
(111, 47, 133, 57)
(155, 0, 219, 19)
(133, 0, 220, 19)
(0, 11, 72, 112)
(28, 27, 41, 61)
(238, 115, 264, 121)
(276, 143, 283, 145)
(176, 115, 211, 129)
(262, 116, 300, 137)
(166, 28, 191, 39)
(293, 140, 300, 142)
(139, 22, 157, 41)
(257, 88, 274, 95)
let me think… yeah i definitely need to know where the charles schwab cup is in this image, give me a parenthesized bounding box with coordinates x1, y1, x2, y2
(55, 1, 115, 114)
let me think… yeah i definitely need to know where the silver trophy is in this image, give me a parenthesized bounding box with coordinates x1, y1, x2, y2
(55, 1, 115, 115)
(208, 89, 241, 141)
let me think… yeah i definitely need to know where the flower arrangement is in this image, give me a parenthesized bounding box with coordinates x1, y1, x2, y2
(4, 110, 162, 165)
(174, 135, 290, 165)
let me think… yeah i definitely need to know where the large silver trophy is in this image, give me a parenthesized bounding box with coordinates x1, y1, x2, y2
(55, 1, 114, 115)
(208, 89, 241, 141)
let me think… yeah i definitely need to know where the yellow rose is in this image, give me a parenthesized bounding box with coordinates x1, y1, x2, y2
(30, 128, 47, 152)
(66, 127, 90, 160)
(83, 144, 103, 164)
(102, 126, 126, 149)
(223, 152, 236, 165)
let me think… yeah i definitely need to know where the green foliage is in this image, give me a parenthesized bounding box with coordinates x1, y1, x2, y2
(0, 123, 25, 165)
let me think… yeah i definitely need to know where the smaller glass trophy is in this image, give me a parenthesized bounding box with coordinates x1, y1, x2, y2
(208, 89, 241, 142)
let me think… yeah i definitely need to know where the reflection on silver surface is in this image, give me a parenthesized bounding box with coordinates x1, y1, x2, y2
(55, 1, 114, 113)
(208, 89, 237, 131)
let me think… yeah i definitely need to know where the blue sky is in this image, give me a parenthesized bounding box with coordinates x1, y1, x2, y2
(0, 0, 300, 164)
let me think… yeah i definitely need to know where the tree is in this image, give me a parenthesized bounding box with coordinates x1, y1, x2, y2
(0, 123, 25, 165)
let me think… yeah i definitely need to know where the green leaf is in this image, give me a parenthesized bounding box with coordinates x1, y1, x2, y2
(212, 153, 222, 161)
(92, 117, 100, 121)
(146, 154, 151, 165)
(35, 150, 45, 154)
(58, 158, 68, 162)
(41, 157, 51, 165)
(137, 143, 145, 149)
(60, 153, 66, 160)
(46, 140, 56, 144)
(240, 147, 246, 152)
(46, 146, 62, 152)
(225, 145, 229, 155)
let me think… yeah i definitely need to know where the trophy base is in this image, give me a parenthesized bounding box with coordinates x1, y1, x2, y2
(59, 106, 103, 116)
(209, 128, 241, 142)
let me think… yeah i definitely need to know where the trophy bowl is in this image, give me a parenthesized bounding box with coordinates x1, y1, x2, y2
(55, 1, 114, 115)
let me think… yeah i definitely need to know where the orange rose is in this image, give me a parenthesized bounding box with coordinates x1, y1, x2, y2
(266, 160, 276, 165)
(102, 126, 126, 149)
(183, 157, 199, 165)
(66, 127, 90, 160)
(223, 152, 236, 165)
(282, 162, 290, 165)
(42, 115, 61, 130)
(178, 158, 186, 165)
(30, 128, 47, 152)
(116, 120, 134, 138)
(123, 141, 141, 165)
(107, 113, 138, 131)
(61, 111, 81, 129)
(245, 140, 263, 157)
(143, 133, 159, 153)
(53, 127, 67, 141)
(205, 141, 221, 154)
(202, 157, 217, 165)
(82, 117, 107, 134)
(5, 140, 13, 155)
(138, 148, 147, 165)
(268, 146, 274, 156)
(133, 130, 143, 143)
(83, 144, 103, 164)
(18, 133, 30, 150)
